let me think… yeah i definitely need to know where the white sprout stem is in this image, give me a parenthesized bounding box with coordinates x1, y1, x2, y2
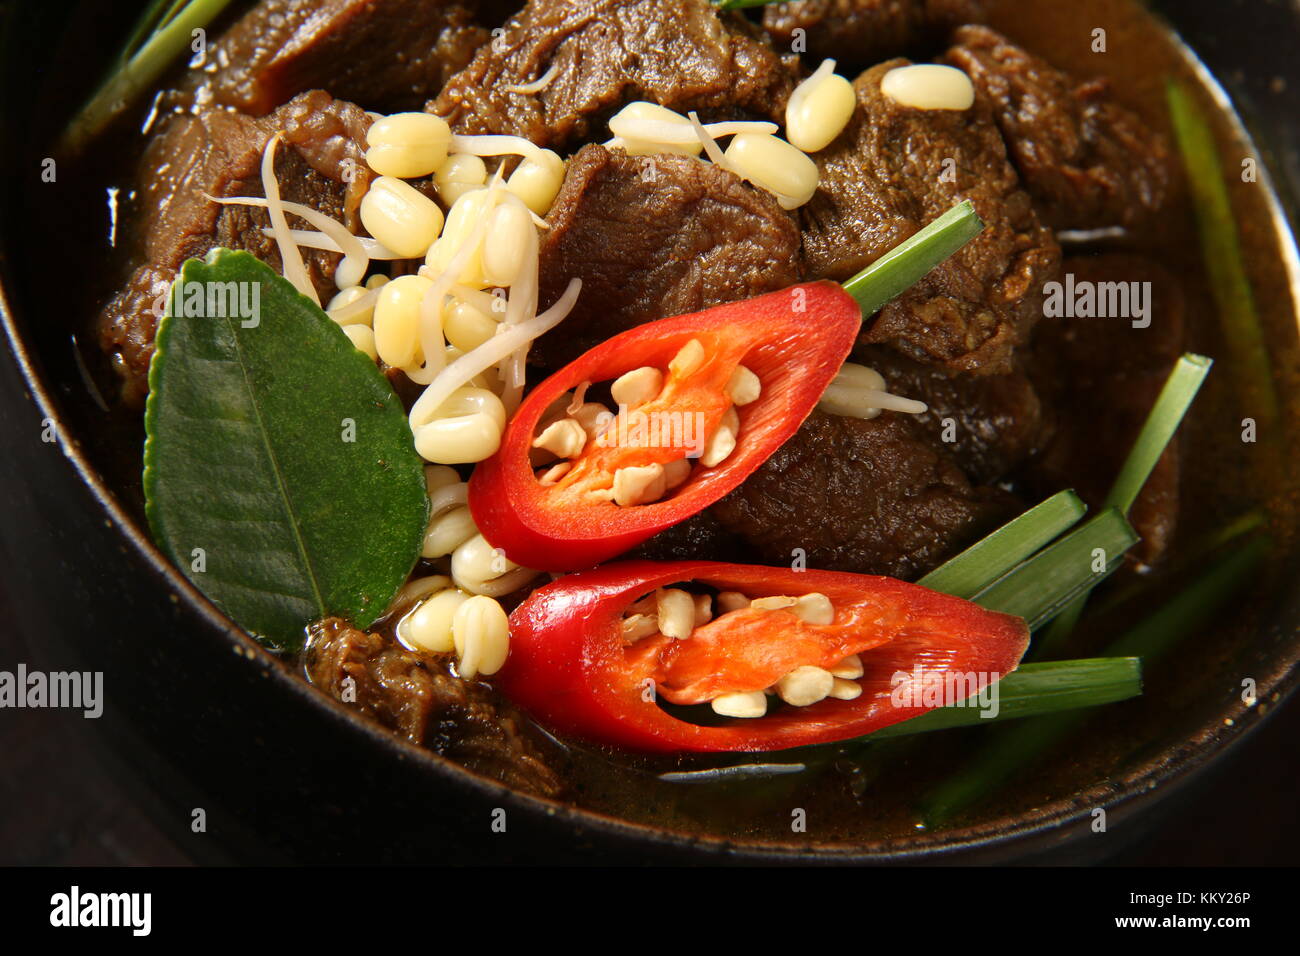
(259, 226, 403, 260)
(409, 293, 448, 384)
(259, 133, 317, 305)
(503, 62, 560, 95)
(702, 120, 779, 137)
(566, 381, 591, 415)
(215, 194, 374, 290)
(609, 116, 777, 145)
(449, 133, 543, 160)
(211, 196, 373, 268)
(499, 198, 540, 415)
(405, 175, 508, 386)
(327, 287, 381, 324)
(787, 58, 837, 119)
(687, 111, 729, 167)
(823, 388, 928, 417)
(450, 284, 503, 316)
(861, 391, 929, 415)
(409, 278, 582, 431)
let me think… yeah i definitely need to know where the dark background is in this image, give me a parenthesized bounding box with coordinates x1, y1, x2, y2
(1, 572, 1295, 865)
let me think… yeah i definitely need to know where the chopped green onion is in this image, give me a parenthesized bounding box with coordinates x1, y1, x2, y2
(920, 534, 1269, 825)
(1105, 354, 1213, 514)
(833, 657, 1141, 796)
(1034, 354, 1212, 658)
(713, 0, 784, 9)
(62, 0, 236, 153)
(973, 508, 1138, 630)
(919, 490, 1087, 599)
(841, 200, 985, 317)
(1167, 81, 1278, 429)
(120, 0, 192, 64)
(863, 658, 1142, 740)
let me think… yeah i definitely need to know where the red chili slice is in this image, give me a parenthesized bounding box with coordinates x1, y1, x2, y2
(469, 282, 861, 571)
(495, 561, 1031, 753)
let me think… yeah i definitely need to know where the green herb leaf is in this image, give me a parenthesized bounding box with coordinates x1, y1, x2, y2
(712, 0, 784, 10)
(862, 658, 1142, 740)
(919, 535, 1268, 825)
(1105, 353, 1213, 514)
(841, 200, 985, 317)
(1033, 353, 1211, 658)
(61, 0, 236, 153)
(919, 490, 1087, 599)
(1167, 81, 1277, 429)
(143, 249, 428, 650)
(972, 508, 1138, 630)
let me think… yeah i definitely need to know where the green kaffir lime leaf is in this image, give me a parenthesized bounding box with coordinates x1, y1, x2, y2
(143, 249, 428, 650)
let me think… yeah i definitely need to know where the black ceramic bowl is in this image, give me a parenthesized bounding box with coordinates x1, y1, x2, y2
(1, 0, 1297, 863)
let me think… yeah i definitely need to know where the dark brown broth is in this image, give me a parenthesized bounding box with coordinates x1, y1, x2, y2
(510, 0, 1300, 848)
(31, 0, 1300, 850)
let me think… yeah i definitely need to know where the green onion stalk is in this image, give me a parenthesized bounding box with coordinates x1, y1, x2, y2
(1167, 81, 1278, 431)
(61, 0, 235, 154)
(1033, 354, 1212, 659)
(918, 532, 1270, 826)
(841, 200, 984, 317)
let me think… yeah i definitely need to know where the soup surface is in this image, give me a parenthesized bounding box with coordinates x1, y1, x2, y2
(11, 0, 1299, 850)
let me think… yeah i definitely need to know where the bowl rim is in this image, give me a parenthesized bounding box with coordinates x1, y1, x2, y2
(1, 12, 1298, 864)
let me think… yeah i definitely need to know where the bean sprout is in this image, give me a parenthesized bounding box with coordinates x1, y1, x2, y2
(503, 61, 560, 95)
(409, 278, 582, 432)
(258, 133, 316, 304)
(449, 133, 544, 160)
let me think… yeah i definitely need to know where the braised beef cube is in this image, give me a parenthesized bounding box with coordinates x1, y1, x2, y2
(433, 0, 795, 150)
(534, 144, 805, 368)
(802, 58, 1060, 375)
(1027, 254, 1187, 564)
(712, 410, 1018, 580)
(762, 0, 983, 70)
(944, 25, 1171, 230)
(305, 618, 565, 798)
(854, 345, 1046, 485)
(179, 0, 507, 116)
(97, 91, 372, 405)
(625, 510, 747, 564)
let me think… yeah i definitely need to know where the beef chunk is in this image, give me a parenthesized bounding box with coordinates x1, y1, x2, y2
(712, 410, 1016, 580)
(762, 0, 983, 69)
(855, 345, 1045, 484)
(533, 144, 804, 367)
(625, 510, 746, 563)
(305, 618, 565, 798)
(944, 25, 1170, 230)
(1027, 254, 1186, 564)
(97, 91, 372, 405)
(432, 0, 795, 151)
(802, 59, 1060, 375)
(180, 0, 505, 116)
